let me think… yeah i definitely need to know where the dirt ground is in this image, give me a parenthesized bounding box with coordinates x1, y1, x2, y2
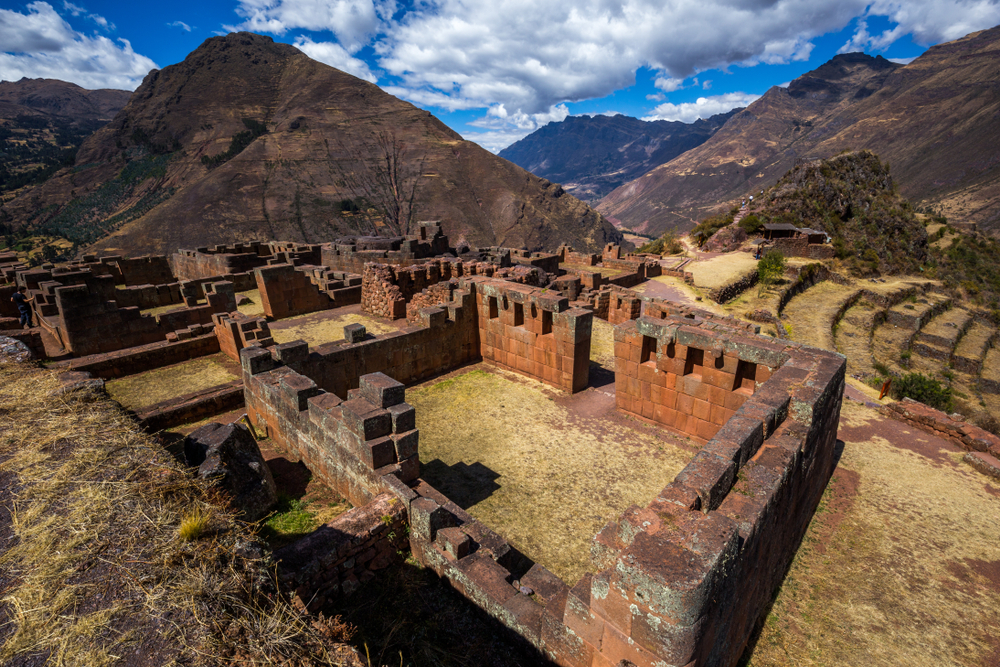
(744, 399, 1000, 667)
(406, 363, 699, 586)
(105, 352, 242, 409)
(268, 304, 405, 347)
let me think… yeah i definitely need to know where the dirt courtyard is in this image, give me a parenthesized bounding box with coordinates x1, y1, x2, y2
(406, 363, 700, 586)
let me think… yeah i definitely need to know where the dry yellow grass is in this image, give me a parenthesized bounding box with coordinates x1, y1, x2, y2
(270, 311, 397, 347)
(106, 354, 241, 409)
(0, 362, 360, 666)
(235, 289, 265, 317)
(407, 365, 697, 586)
(590, 318, 616, 368)
(746, 400, 1000, 667)
(686, 253, 760, 289)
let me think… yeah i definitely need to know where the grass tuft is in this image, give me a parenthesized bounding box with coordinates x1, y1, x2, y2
(178, 506, 209, 541)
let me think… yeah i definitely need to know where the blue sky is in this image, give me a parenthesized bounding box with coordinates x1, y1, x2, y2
(2, 0, 998, 152)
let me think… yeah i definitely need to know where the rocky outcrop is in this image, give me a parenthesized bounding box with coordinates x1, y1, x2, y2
(184, 421, 277, 521)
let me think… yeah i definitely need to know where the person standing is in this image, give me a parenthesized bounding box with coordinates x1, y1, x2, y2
(12, 286, 34, 329)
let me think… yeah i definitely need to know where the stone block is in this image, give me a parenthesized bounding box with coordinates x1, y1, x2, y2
(674, 450, 737, 512)
(436, 526, 472, 559)
(344, 323, 367, 343)
(519, 563, 568, 603)
(340, 398, 392, 440)
(359, 372, 405, 408)
(410, 497, 454, 542)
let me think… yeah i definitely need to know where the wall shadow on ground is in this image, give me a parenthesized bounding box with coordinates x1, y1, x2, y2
(420, 459, 502, 509)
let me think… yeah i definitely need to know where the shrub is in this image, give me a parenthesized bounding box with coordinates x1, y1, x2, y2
(738, 214, 763, 235)
(891, 372, 954, 413)
(757, 249, 786, 297)
(638, 231, 683, 255)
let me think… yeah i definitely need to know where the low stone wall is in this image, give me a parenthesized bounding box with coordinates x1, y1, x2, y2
(276, 492, 409, 612)
(242, 353, 420, 507)
(171, 246, 272, 280)
(362, 259, 499, 320)
(56, 333, 221, 379)
(886, 297, 952, 330)
(772, 235, 835, 259)
(214, 312, 275, 362)
(406, 281, 458, 323)
(710, 270, 758, 304)
(255, 263, 334, 320)
(884, 398, 1000, 457)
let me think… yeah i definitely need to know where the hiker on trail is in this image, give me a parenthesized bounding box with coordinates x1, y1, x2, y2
(12, 286, 33, 329)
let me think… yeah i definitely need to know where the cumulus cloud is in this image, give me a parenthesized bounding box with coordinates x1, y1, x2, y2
(230, 0, 1000, 150)
(642, 92, 759, 123)
(292, 36, 377, 81)
(0, 2, 155, 89)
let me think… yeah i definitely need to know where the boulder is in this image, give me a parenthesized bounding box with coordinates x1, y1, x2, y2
(184, 422, 277, 521)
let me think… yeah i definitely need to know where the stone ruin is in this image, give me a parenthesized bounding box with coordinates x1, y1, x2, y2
(0, 225, 847, 667)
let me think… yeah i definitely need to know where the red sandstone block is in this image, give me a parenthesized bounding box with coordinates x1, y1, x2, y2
(707, 385, 727, 407)
(627, 360, 639, 378)
(564, 574, 604, 649)
(676, 393, 695, 415)
(640, 380, 651, 403)
(661, 388, 677, 410)
(663, 371, 677, 390)
(614, 341, 629, 360)
(693, 398, 711, 422)
(709, 403, 728, 426)
(696, 418, 718, 441)
(627, 376, 640, 398)
(724, 391, 749, 412)
(589, 576, 634, 635)
(638, 361, 658, 384)
(600, 624, 665, 667)
(757, 366, 772, 383)
(629, 343, 644, 364)
(642, 399, 654, 420)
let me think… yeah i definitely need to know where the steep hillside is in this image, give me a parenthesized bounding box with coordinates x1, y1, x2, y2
(0, 34, 622, 256)
(598, 52, 901, 236)
(498, 111, 736, 203)
(600, 25, 1000, 238)
(0, 78, 131, 196)
(701, 151, 927, 275)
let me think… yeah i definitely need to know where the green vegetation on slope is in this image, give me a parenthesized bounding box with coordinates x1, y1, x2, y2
(30, 150, 174, 244)
(201, 118, 268, 168)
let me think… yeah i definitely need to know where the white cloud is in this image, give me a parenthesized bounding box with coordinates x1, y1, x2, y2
(168, 20, 193, 32)
(230, 0, 1000, 135)
(646, 93, 665, 101)
(702, 79, 712, 90)
(292, 36, 377, 82)
(464, 103, 570, 150)
(228, 0, 391, 52)
(654, 76, 685, 92)
(888, 56, 917, 65)
(642, 92, 759, 123)
(0, 2, 155, 90)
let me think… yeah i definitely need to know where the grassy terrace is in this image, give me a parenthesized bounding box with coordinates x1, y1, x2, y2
(406, 318, 697, 585)
(268, 306, 402, 348)
(561, 262, 629, 277)
(105, 353, 242, 410)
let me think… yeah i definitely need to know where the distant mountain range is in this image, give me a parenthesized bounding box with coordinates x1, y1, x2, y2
(0, 79, 130, 196)
(505, 25, 1000, 239)
(0, 34, 622, 256)
(498, 111, 736, 203)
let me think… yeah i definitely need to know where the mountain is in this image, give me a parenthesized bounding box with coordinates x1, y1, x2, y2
(0, 78, 131, 195)
(498, 111, 737, 203)
(599, 25, 1000, 238)
(0, 33, 623, 256)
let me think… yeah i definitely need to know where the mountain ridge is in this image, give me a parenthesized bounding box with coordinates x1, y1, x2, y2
(1, 33, 623, 256)
(597, 26, 1000, 237)
(498, 110, 737, 203)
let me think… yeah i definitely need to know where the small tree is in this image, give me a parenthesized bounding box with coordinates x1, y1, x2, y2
(892, 372, 954, 413)
(757, 249, 786, 297)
